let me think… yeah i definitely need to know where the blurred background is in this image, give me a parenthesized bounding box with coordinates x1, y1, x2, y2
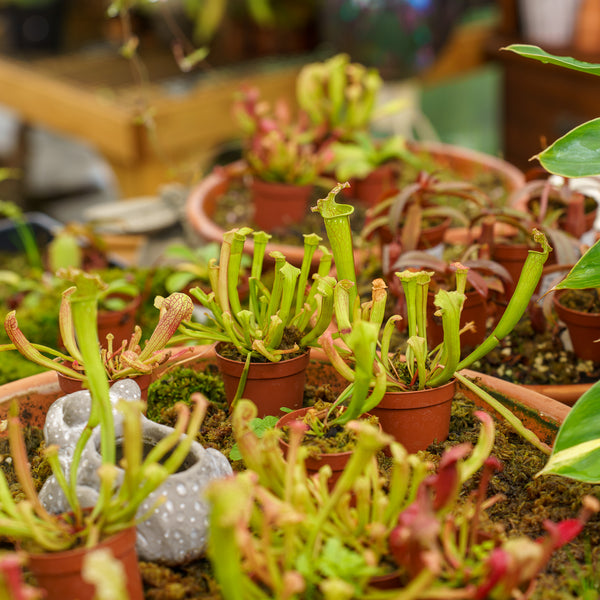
(0, 0, 596, 246)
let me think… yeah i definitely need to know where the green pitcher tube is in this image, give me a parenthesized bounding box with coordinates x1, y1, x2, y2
(312, 182, 358, 316)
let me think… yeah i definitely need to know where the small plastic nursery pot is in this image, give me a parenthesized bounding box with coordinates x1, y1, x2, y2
(250, 177, 313, 231)
(370, 379, 456, 454)
(275, 406, 380, 487)
(350, 163, 396, 207)
(553, 291, 600, 362)
(27, 525, 143, 600)
(215, 343, 311, 417)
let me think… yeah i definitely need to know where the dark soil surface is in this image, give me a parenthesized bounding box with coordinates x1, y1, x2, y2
(471, 309, 600, 387)
(558, 288, 600, 313)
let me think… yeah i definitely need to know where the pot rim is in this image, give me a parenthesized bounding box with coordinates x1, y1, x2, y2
(0, 348, 571, 433)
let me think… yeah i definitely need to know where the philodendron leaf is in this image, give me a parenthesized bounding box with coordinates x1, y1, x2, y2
(503, 45, 600, 177)
(554, 239, 600, 290)
(539, 380, 600, 482)
(536, 118, 600, 178)
(504, 44, 600, 76)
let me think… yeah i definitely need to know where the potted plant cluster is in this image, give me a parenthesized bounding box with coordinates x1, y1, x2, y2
(174, 227, 336, 416)
(296, 52, 417, 206)
(185, 53, 525, 265)
(0, 270, 194, 399)
(206, 395, 599, 600)
(0, 269, 208, 600)
(4, 39, 600, 600)
(232, 83, 333, 232)
(313, 182, 552, 454)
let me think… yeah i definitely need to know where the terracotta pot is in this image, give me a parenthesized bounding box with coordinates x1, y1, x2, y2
(459, 368, 570, 444)
(97, 294, 141, 350)
(0, 371, 62, 435)
(250, 177, 313, 231)
(186, 145, 524, 267)
(215, 343, 310, 417)
(27, 526, 143, 600)
(350, 164, 397, 207)
(56, 371, 152, 401)
(370, 380, 455, 453)
(553, 292, 600, 362)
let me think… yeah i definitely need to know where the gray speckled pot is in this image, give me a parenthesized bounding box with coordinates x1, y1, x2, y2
(39, 378, 232, 564)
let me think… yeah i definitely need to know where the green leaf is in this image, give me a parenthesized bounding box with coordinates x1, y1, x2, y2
(165, 271, 196, 294)
(537, 118, 600, 177)
(539, 380, 600, 482)
(504, 44, 600, 76)
(250, 415, 278, 437)
(555, 239, 600, 290)
(228, 415, 278, 461)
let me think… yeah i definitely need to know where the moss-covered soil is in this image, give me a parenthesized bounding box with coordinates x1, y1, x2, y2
(2, 364, 599, 599)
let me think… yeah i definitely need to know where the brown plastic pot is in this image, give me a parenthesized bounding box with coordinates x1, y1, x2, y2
(251, 177, 313, 231)
(276, 406, 379, 487)
(215, 344, 310, 417)
(553, 292, 600, 362)
(27, 526, 143, 600)
(56, 371, 152, 401)
(370, 379, 455, 453)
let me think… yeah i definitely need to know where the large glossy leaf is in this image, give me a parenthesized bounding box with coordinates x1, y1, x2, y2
(504, 44, 600, 76)
(539, 380, 600, 482)
(554, 239, 600, 290)
(536, 119, 600, 177)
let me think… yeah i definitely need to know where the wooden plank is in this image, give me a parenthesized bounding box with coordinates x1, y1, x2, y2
(0, 56, 141, 164)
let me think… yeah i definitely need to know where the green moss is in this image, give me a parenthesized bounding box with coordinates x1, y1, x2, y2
(146, 366, 227, 423)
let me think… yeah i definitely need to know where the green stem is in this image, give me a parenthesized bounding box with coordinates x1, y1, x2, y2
(295, 233, 322, 314)
(228, 228, 253, 316)
(455, 372, 551, 454)
(457, 229, 551, 369)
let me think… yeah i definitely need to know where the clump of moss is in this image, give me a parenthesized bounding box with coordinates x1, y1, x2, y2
(146, 365, 239, 461)
(147, 365, 227, 423)
(140, 558, 221, 600)
(0, 426, 50, 497)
